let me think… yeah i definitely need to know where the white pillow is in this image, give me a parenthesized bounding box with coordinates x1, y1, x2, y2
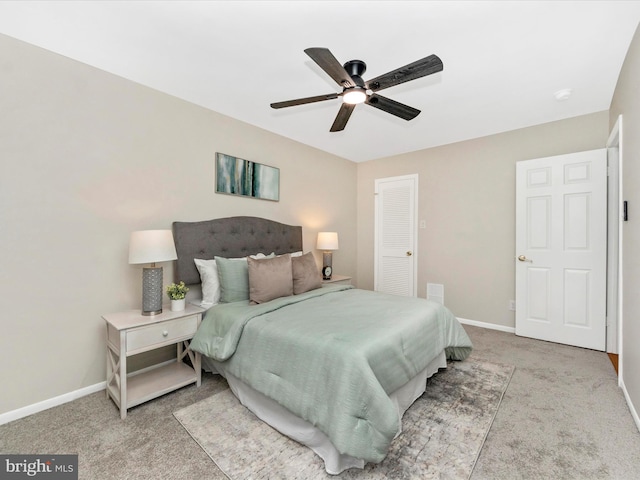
(194, 258, 221, 306)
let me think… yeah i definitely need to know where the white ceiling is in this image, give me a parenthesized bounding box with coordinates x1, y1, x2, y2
(1, 1, 639, 162)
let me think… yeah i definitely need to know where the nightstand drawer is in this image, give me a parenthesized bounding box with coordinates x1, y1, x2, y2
(127, 315, 198, 353)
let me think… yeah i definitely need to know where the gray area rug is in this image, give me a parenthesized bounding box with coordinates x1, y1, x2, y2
(174, 359, 514, 479)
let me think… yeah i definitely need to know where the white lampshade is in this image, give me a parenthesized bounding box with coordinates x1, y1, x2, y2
(317, 232, 339, 251)
(128, 230, 177, 265)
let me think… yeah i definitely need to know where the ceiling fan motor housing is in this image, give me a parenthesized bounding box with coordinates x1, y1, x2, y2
(343, 60, 367, 88)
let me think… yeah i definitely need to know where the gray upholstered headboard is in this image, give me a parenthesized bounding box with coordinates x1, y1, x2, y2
(172, 216, 303, 285)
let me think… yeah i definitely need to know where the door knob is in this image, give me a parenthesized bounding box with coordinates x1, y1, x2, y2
(517, 255, 532, 263)
(406, 251, 413, 257)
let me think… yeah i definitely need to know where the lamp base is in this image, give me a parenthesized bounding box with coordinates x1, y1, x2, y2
(142, 266, 163, 316)
(322, 251, 333, 280)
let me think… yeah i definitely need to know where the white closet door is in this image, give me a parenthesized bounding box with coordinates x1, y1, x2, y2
(374, 174, 418, 296)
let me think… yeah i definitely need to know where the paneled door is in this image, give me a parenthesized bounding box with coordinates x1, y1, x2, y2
(515, 150, 607, 350)
(374, 174, 418, 297)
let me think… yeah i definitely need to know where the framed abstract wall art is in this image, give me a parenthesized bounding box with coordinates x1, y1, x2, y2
(215, 152, 280, 202)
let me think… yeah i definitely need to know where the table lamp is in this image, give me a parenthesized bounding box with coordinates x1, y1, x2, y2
(317, 232, 339, 280)
(128, 230, 178, 315)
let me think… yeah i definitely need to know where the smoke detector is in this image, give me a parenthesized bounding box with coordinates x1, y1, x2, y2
(554, 88, 572, 101)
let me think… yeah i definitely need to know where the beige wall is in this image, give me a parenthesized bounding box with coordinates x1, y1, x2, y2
(1, 25, 631, 420)
(357, 111, 609, 328)
(610, 24, 640, 426)
(0, 34, 356, 416)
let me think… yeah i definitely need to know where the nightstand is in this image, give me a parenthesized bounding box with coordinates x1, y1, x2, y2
(322, 274, 352, 286)
(103, 304, 203, 419)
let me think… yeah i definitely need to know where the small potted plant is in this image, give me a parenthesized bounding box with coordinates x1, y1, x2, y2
(167, 281, 189, 312)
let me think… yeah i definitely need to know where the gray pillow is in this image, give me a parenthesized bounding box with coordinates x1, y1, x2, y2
(247, 254, 293, 304)
(292, 252, 322, 295)
(215, 256, 249, 303)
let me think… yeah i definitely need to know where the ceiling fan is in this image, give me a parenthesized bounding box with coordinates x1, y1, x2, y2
(270, 47, 444, 132)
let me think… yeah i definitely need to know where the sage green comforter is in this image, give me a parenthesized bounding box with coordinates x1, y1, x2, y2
(190, 285, 472, 463)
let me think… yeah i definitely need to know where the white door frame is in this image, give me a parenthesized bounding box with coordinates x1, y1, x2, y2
(606, 115, 623, 370)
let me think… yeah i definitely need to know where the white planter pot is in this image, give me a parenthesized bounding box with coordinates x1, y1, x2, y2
(170, 298, 185, 312)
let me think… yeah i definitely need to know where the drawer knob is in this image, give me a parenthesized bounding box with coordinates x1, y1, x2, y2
(162, 330, 169, 337)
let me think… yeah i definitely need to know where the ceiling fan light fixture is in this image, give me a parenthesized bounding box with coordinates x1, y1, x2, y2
(343, 88, 367, 105)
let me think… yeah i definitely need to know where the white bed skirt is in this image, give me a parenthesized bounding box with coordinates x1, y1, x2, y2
(203, 350, 448, 475)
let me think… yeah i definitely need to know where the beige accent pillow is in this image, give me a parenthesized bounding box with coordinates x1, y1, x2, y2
(247, 254, 293, 304)
(292, 252, 322, 295)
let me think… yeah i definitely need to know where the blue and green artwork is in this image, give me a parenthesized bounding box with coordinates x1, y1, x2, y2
(215, 153, 280, 201)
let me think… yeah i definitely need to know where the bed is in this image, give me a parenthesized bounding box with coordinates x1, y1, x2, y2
(172, 216, 473, 475)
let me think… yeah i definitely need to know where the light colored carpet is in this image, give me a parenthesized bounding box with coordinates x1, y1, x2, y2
(467, 326, 640, 479)
(2, 327, 639, 479)
(174, 359, 514, 479)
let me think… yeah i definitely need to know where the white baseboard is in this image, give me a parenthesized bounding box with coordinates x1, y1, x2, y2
(0, 359, 180, 426)
(0, 381, 106, 426)
(457, 317, 516, 334)
(619, 376, 640, 433)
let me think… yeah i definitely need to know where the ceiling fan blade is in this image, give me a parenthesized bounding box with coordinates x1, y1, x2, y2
(366, 54, 443, 92)
(270, 93, 339, 109)
(365, 94, 420, 121)
(304, 47, 356, 88)
(330, 103, 356, 132)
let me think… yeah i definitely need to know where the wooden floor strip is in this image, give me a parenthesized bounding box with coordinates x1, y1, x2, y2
(608, 353, 619, 375)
